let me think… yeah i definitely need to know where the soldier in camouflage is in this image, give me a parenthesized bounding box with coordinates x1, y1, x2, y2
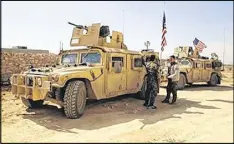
(142, 55, 158, 109)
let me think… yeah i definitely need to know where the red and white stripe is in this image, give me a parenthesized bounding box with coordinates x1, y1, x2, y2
(196, 41, 207, 52)
(161, 11, 167, 51)
(161, 28, 167, 48)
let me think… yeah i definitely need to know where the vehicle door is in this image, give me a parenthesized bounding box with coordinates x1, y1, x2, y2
(126, 54, 145, 91)
(193, 61, 203, 82)
(203, 61, 212, 81)
(106, 53, 127, 97)
(180, 59, 193, 83)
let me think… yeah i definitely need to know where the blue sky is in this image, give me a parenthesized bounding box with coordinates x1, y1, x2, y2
(2, 1, 233, 64)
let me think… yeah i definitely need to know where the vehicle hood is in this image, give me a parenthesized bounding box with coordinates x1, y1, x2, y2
(24, 65, 102, 76)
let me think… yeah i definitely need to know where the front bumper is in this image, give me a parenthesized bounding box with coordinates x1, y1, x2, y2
(11, 74, 51, 101)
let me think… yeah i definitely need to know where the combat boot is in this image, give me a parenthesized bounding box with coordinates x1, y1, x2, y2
(170, 95, 177, 104)
(161, 98, 169, 103)
(147, 105, 157, 109)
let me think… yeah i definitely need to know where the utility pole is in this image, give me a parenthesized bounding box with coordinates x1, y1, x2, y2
(122, 9, 125, 36)
(59, 41, 61, 51)
(223, 28, 226, 70)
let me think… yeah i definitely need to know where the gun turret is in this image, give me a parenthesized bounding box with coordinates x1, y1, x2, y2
(174, 46, 201, 59)
(68, 22, 88, 31)
(69, 22, 127, 49)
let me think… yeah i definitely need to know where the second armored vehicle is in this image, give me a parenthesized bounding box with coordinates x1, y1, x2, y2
(165, 46, 223, 89)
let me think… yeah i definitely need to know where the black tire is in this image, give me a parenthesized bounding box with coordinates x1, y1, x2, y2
(55, 88, 64, 101)
(63, 80, 87, 119)
(177, 73, 186, 90)
(137, 77, 147, 100)
(188, 83, 193, 86)
(208, 73, 218, 86)
(21, 97, 44, 108)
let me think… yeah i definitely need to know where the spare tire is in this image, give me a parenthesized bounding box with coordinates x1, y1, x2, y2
(99, 26, 110, 37)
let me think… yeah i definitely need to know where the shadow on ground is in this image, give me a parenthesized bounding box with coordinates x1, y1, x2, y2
(22, 94, 220, 134)
(207, 99, 233, 104)
(161, 84, 233, 91)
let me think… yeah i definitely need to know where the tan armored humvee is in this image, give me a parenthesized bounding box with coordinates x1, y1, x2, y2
(11, 22, 150, 119)
(170, 46, 223, 89)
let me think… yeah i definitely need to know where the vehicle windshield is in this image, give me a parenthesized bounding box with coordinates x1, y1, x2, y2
(80, 52, 101, 64)
(180, 60, 191, 66)
(61, 54, 77, 64)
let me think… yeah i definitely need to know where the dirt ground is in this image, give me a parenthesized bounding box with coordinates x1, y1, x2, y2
(1, 72, 233, 143)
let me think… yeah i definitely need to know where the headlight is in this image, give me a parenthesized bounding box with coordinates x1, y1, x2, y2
(37, 77, 42, 86)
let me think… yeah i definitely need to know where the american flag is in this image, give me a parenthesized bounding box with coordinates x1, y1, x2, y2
(193, 38, 207, 52)
(161, 11, 167, 51)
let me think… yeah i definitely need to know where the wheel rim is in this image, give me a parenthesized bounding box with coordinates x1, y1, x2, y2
(178, 75, 185, 87)
(211, 75, 217, 85)
(76, 87, 86, 113)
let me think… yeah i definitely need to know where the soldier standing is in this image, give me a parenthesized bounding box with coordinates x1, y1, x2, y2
(162, 55, 180, 104)
(142, 55, 158, 109)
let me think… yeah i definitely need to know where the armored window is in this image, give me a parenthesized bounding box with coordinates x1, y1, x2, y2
(61, 54, 77, 64)
(196, 63, 202, 68)
(180, 60, 189, 65)
(134, 58, 143, 67)
(205, 63, 212, 68)
(180, 60, 192, 66)
(112, 57, 124, 67)
(80, 52, 101, 64)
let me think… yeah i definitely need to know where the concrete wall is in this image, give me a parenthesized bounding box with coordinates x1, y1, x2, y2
(1, 48, 58, 83)
(2, 48, 50, 54)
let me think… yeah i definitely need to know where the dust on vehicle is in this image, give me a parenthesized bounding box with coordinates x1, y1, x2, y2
(164, 46, 223, 89)
(11, 22, 152, 119)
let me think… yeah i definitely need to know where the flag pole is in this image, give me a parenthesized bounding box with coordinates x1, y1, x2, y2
(160, 1, 166, 61)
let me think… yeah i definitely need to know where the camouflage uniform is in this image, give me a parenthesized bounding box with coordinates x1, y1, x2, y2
(144, 61, 158, 107)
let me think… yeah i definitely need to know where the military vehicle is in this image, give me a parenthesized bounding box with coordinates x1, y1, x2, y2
(164, 46, 223, 89)
(160, 59, 170, 83)
(11, 22, 152, 119)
